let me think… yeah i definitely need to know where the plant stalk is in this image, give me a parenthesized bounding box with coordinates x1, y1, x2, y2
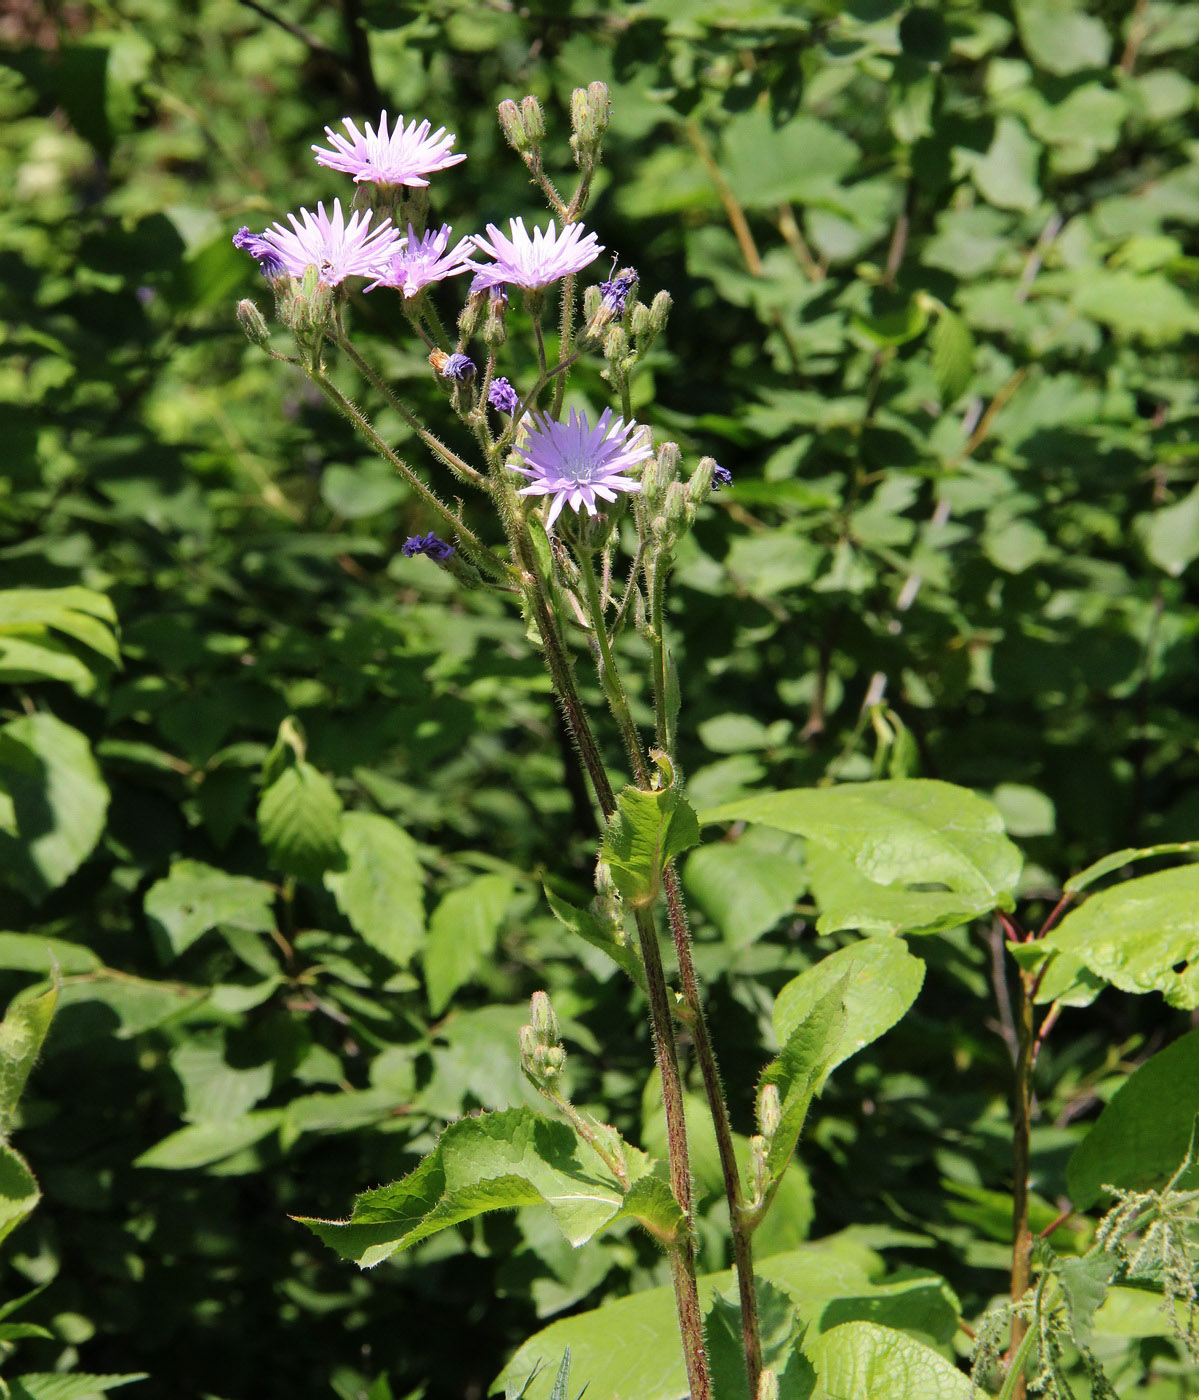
(1008, 968, 1037, 1400)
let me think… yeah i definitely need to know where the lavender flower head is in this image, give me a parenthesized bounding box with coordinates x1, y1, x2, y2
(312, 112, 467, 187)
(233, 226, 286, 280)
(468, 218, 603, 292)
(470, 273, 508, 304)
(401, 532, 455, 562)
(429, 350, 475, 381)
(255, 200, 401, 286)
(712, 464, 733, 492)
(365, 223, 475, 298)
(488, 377, 520, 415)
(511, 408, 651, 529)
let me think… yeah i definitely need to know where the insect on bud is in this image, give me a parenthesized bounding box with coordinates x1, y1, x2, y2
(237, 299, 271, 349)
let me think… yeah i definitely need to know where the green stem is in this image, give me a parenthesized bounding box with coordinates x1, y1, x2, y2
(308, 370, 510, 582)
(577, 551, 646, 780)
(535, 1084, 629, 1189)
(997, 1283, 1049, 1400)
(335, 334, 486, 489)
(1009, 968, 1037, 1400)
(551, 272, 578, 419)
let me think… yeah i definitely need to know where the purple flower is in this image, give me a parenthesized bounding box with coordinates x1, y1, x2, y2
(256, 200, 401, 286)
(488, 377, 520, 415)
(468, 218, 603, 292)
(470, 273, 508, 304)
(511, 408, 651, 529)
(712, 464, 733, 492)
(599, 267, 637, 316)
(401, 532, 455, 561)
(365, 223, 475, 298)
(312, 112, 467, 187)
(233, 226, 287, 280)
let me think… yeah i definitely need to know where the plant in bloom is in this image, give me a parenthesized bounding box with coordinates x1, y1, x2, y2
(312, 112, 467, 187)
(429, 350, 475, 381)
(232, 227, 286, 279)
(488, 377, 520, 415)
(365, 223, 475, 298)
(468, 218, 603, 291)
(253, 200, 401, 287)
(511, 408, 651, 528)
(401, 532, 455, 561)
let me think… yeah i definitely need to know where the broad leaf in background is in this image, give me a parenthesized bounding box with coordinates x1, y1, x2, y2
(773, 939, 925, 1070)
(0, 586, 120, 696)
(704, 1278, 812, 1400)
(0, 713, 109, 904)
(602, 783, 701, 906)
(703, 781, 1021, 934)
(1068, 1029, 1199, 1210)
(7, 1375, 148, 1399)
(143, 859, 275, 961)
(257, 760, 343, 882)
(297, 1108, 643, 1267)
(760, 984, 846, 1182)
(543, 884, 648, 995)
(805, 1321, 974, 1400)
(423, 873, 514, 1015)
(1038, 864, 1199, 1008)
(325, 811, 425, 967)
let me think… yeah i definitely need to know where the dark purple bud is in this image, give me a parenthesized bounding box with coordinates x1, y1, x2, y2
(401, 532, 455, 562)
(487, 376, 520, 415)
(233, 226, 286, 280)
(711, 464, 733, 492)
(599, 267, 637, 316)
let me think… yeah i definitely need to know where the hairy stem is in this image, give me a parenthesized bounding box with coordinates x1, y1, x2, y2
(1008, 968, 1037, 1400)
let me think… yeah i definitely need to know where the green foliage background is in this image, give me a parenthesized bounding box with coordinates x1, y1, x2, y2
(1, 0, 1197, 1395)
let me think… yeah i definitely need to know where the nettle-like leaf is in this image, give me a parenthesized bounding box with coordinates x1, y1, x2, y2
(1038, 864, 1199, 1009)
(296, 1107, 654, 1268)
(805, 1321, 973, 1399)
(257, 760, 343, 882)
(703, 780, 1021, 936)
(324, 811, 425, 967)
(602, 784, 700, 906)
(0, 1142, 41, 1249)
(0, 713, 110, 905)
(773, 939, 925, 1075)
(0, 982, 57, 1142)
(542, 884, 647, 995)
(760, 984, 847, 1182)
(423, 873, 515, 1015)
(1068, 1030, 1199, 1210)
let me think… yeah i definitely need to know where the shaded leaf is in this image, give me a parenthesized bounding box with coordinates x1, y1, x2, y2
(144, 859, 275, 961)
(0, 981, 58, 1137)
(257, 761, 343, 882)
(325, 811, 425, 967)
(805, 1321, 973, 1398)
(602, 785, 700, 907)
(424, 874, 514, 1016)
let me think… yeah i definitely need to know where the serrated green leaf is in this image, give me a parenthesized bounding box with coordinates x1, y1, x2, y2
(1059, 1254, 1118, 1346)
(1039, 864, 1199, 1007)
(761, 983, 847, 1180)
(0, 1142, 40, 1247)
(773, 940, 924, 1072)
(1068, 1031, 1199, 1209)
(543, 884, 647, 995)
(601, 786, 700, 907)
(257, 761, 343, 882)
(325, 811, 425, 967)
(805, 1321, 973, 1399)
(0, 982, 57, 1138)
(424, 873, 514, 1015)
(703, 780, 1021, 931)
(705, 1277, 811, 1400)
(296, 1108, 633, 1267)
(930, 309, 975, 403)
(144, 859, 275, 961)
(0, 714, 109, 905)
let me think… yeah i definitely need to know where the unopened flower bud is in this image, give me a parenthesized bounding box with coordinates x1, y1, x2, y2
(529, 990, 559, 1045)
(534, 1043, 566, 1079)
(757, 1083, 782, 1139)
(656, 442, 681, 491)
(629, 303, 652, 339)
(458, 288, 485, 338)
(237, 299, 271, 348)
(519, 1024, 538, 1067)
(750, 1132, 770, 1197)
(498, 99, 528, 152)
(657, 480, 693, 548)
(520, 95, 546, 146)
(757, 1369, 779, 1400)
(603, 325, 628, 363)
(648, 290, 671, 335)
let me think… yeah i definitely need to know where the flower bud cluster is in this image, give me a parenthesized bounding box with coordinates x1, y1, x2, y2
(498, 95, 547, 160)
(570, 82, 611, 170)
(520, 990, 566, 1084)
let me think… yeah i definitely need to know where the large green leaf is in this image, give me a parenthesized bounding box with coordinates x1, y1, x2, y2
(805, 1322, 973, 1399)
(683, 837, 806, 947)
(1038, 864, 1199, 1008)
(297, 1107, 644, 1267)
(325, 811, 426, 967)
(705, 1278, 812, 1400)
(495, 1234, 949, 1400)
(9, 1375, 147, 1400)
(773, 940, 925, 1072)
(602, 785, 701, 907)
(0, 981, 58, 1138)
(0, 713, 110, 905)
(702, 781, 1021, 934)
(0, 587, 120, 697)
(1068, 1030, 1199, 1209)
(144, 859, 275, 961)
(760, 984, 847, 1180)
(424, 874, 515, 1015)
(257, 761, 343, 882)
(134, 1109, 285, 1170)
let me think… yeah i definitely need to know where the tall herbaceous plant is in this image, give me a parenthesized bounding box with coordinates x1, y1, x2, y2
(231, 91, 1199, 1400)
